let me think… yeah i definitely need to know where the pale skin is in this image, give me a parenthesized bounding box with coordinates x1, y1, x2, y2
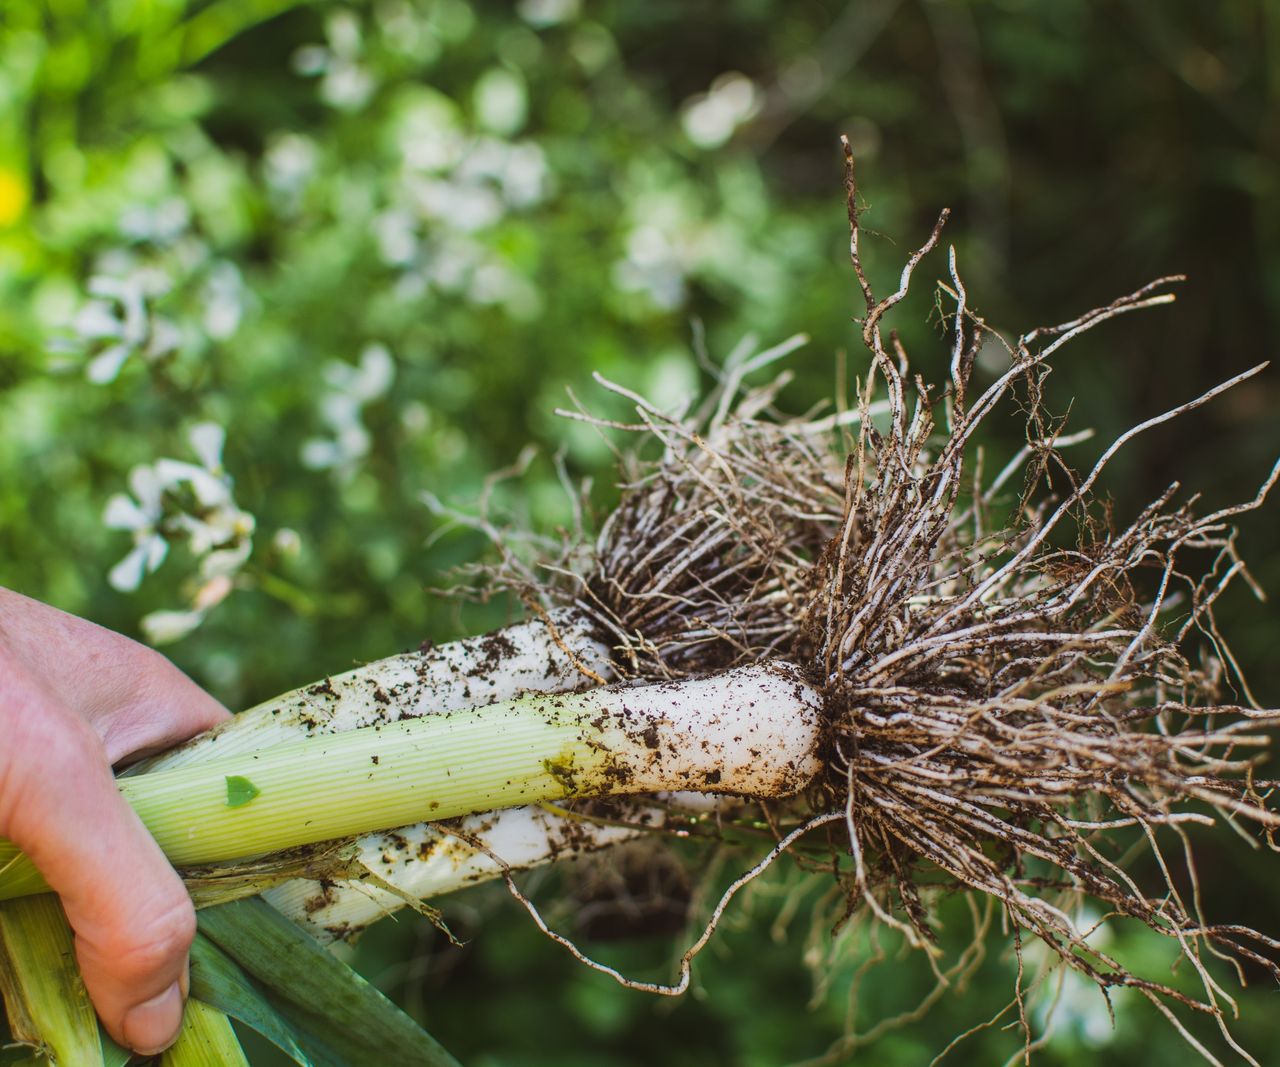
(0, 588, 229, 1055)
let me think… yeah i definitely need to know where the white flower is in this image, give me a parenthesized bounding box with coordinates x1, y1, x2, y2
(293, 10, 376, 111)
(203, 262, 245, 340)
(292, 45, 329, 76)
(172, 506, 256, 557)
(103, 422, 256, 633)
(473, 68, 527, 137)
(74, 274, 181, 383)
(264, 133, 319, 207)
(500, 142, 550, 208)
(104, 466, 169, 592)
(154, 458, 232, 506)
(345, 343, 395, 401)
(118, 198, 191, 244)
(141, 609, 206, 645)
(326, 9, 362, 57)
(188, 421, 226, 473)
(517, 0, 580, 27)
(194, 573, 235, 609)
(374, 209, 420, 266)
(272, 528, 302, 557)
(322, 63, 375, 110)
(302, 345, 396, 479)
(421, 235, 482, 292)
(612, 224, 688, 309)
(156, 423, 255, 554)
(412, 178, 504, 232)
(151, 422, 232, 510)
(396, 95, 464, 173)
(680, 73, 760, 149)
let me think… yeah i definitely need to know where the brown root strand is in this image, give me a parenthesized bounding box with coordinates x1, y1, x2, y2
(440, 152, 1280, 1061)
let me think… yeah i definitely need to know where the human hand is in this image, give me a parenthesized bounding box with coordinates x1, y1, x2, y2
(0, 588, 229, 1054)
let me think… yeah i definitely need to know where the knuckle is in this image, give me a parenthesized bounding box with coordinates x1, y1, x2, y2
(0, 691, 106, 821)
(105, 649, 228, 748)
(105, 897, 195, 982)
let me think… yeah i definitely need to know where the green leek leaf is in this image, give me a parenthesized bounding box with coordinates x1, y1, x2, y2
(98, 1025, 133, 1067)
(189, 934, 311, 1066)
(160, 998, 249, 1067)
(0, 896, 103, 1065)
(196, 899, 460, 1067)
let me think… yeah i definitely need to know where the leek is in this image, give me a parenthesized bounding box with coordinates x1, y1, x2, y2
(0, 896, 103, 1065)
(141, 608, 669, 938)
(160, 999, 249, 1067)
(0, 661, 821, 901)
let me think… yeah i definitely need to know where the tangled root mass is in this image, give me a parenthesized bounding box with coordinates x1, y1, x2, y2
(456, 141, 1280, 1062)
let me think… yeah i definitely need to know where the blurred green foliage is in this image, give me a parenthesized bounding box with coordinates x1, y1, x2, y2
(2, 1, 1279, 1063)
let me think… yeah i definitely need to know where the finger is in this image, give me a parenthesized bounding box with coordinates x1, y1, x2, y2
(93, 648, 230, 766)
(0, 588, 229, 764)
(0, 666, 194, 1055)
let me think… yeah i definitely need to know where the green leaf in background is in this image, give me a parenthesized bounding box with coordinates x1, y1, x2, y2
(196, 898, 460, 1067)
(225, 776, 261, 809)
(0, 896, 103, 1066)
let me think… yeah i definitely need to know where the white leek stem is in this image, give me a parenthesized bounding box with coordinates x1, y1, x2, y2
(138, 609, 612, 772)
(140, 609, 618, 934)
(0, 663, 821, 899)
(264, 799, 704, 940)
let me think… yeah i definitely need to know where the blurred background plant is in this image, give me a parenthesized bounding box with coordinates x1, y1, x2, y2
(1, 1, 1278, 1063)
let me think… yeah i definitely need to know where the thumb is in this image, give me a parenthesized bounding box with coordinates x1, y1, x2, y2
(0, 667, 194, 1055)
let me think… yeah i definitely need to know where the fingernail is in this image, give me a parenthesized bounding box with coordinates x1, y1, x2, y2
(122, 981, 184, 1055)
(178, 960, 190, 999)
